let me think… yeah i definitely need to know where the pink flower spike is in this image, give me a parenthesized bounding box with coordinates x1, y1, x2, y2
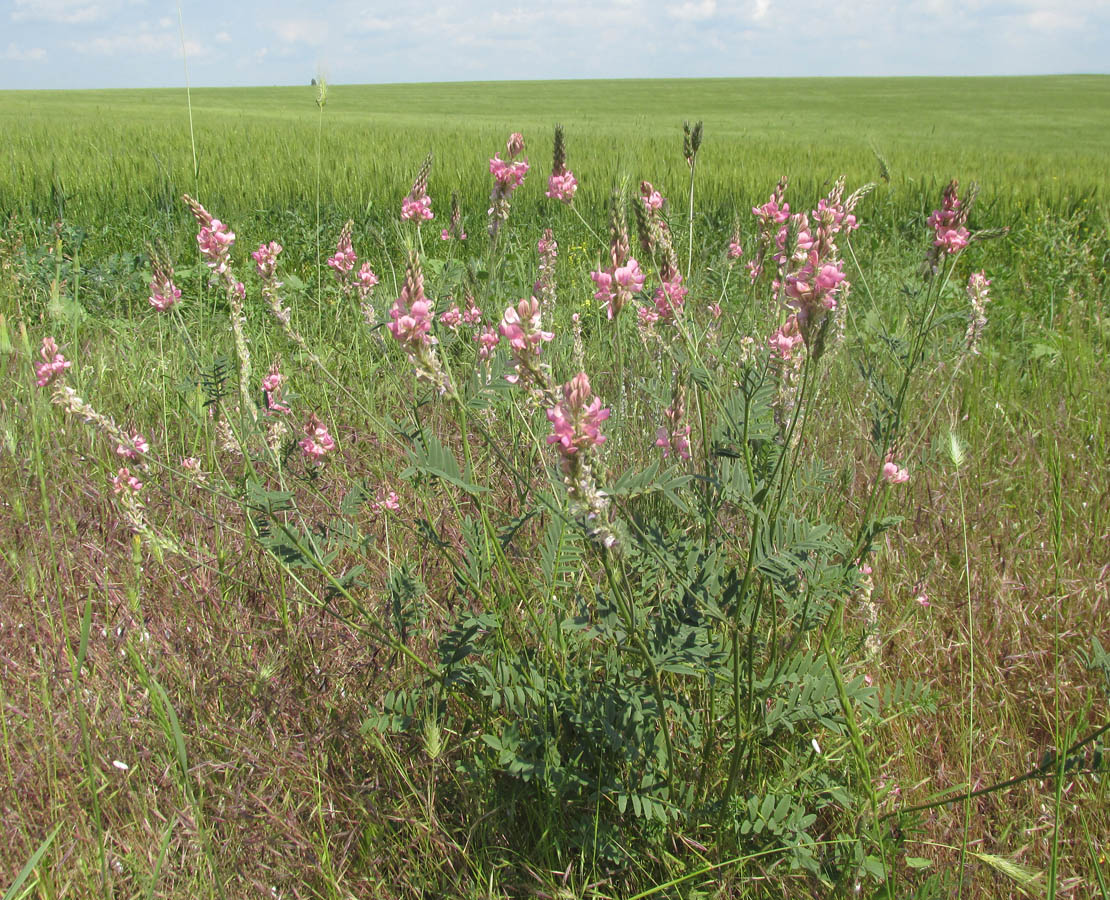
(371, 486, 401, 513)
(475, 325, 500, 361)
(546, 372, 610, 458)
(116, 431, 149, 461)
(112, 467, 143, 495)
(440, 303, 462, 330)
(252, 241, 283, 279)
(728, 239, 743, 260)
(546, 171, 578, 203)
(882, 452, 909, 485)
(148, 277, 182, 311)
(299, 413, 336, 461)
(34, 336, 72, 387)
(401, 194, 434, 222)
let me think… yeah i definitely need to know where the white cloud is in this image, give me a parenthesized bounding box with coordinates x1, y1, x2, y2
(752, 0, 770, 21)
(11, 0, 107, 24)
(215, 31, 232, 43)
(1023, 9, 1083, 31)
(1, 42, 48, 61)
(273, 19, 329, 46)
(73, 29, 205, 58)
(668, 0, 717, 22)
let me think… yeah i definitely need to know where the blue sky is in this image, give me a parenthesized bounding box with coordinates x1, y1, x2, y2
(1, 0, 1107, 90)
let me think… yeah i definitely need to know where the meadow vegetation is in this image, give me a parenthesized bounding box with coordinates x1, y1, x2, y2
(0, 77, 1107, 899)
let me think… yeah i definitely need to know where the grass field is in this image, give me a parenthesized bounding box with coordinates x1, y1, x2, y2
(0, 77, 1108, 899)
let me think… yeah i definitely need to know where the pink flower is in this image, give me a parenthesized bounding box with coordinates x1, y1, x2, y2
(356, 262, 378, 299)
(261, 366, 290, 415)
(882, 452, 909, 484)
(148, 277, 182, 311)
(934, 228, 969, 254)
(768, 315, 804, 360)
(656, 387, 691, 461)
(489, 155, 529, 190)
(591, 259, 645, 320)
(546, 171, 578, 203)
(184, 196, 236, 279)
(116, 431, 149, 461)
(925, 180, 974, 270)
(507, 132, 525, 158)
(34, 336, 72, 387)
(440, 303, 462, 329)
(401, 194, 434, 221)
(387, 261, 436, 349)
(475, 326, 500, 361)
(112, 467, 143, 495)
(371, 487, 401, 513)
(546, 125, 577, 204)
(641, 185, 664, 211)
(299, 413, 335, 461)
(499, 297, 554, 375)
(727, 238, 743, 260)
(784, 256, 848, 321)
(651, 272, 688, 322)
(546, 372, 610, 458)
(196, 219, 235, 274)
(462, 300, 483, 326)
(252, 241, 283, 279)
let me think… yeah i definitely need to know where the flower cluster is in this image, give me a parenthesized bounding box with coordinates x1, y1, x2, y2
(387, 253, 450, 395)
(261, 364, 291, 415)
(546, 372, 615, 547)
(370, 487, 400, 513)
(401, 153, 434, 222)
(184, 196, 253, 419)
(185, 195, 236, 278)
(768, 315, 804, 361)
(641, 183, 664, 212)
(547, 372, 609, 459)
(439, 303, 462, 330)
(591, 192, 645, 320)
(756, 177, 864, 355)
(747, 177, 790, 282)
(882, 451, 909, 484)
(545, 124, 577, 204)
(148, 248, 182, 312)
(253, 240, 283, 280)
(475, 326, 500, 363)
(500, 297, 554, 390)
(34, 336, 72, 387)
(727, 230, 743, 261)
(655, 386, 691, 461)
(115, 431, 149, 461)
(327, 222, 357, 278)
(488, 132, 529, 238)
(300, 413, 336, 461)
(112, 467, 143, 495)
(926, 179, 973, 265)
(965, 270, 992, 354)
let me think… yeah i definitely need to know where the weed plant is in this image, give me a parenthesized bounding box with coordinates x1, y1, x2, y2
(1, 100, 1108, 899)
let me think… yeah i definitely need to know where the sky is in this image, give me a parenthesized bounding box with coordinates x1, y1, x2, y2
(1, 0, 1107, 90)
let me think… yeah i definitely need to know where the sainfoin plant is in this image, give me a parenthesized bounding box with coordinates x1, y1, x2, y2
(29, 127, 1020, 893)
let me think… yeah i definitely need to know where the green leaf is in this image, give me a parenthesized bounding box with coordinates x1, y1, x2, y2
(403, 432, 487, 495)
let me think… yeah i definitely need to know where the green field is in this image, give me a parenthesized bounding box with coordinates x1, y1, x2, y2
(1, 78, 1108, 899)
(2, 76, 1107, 229)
